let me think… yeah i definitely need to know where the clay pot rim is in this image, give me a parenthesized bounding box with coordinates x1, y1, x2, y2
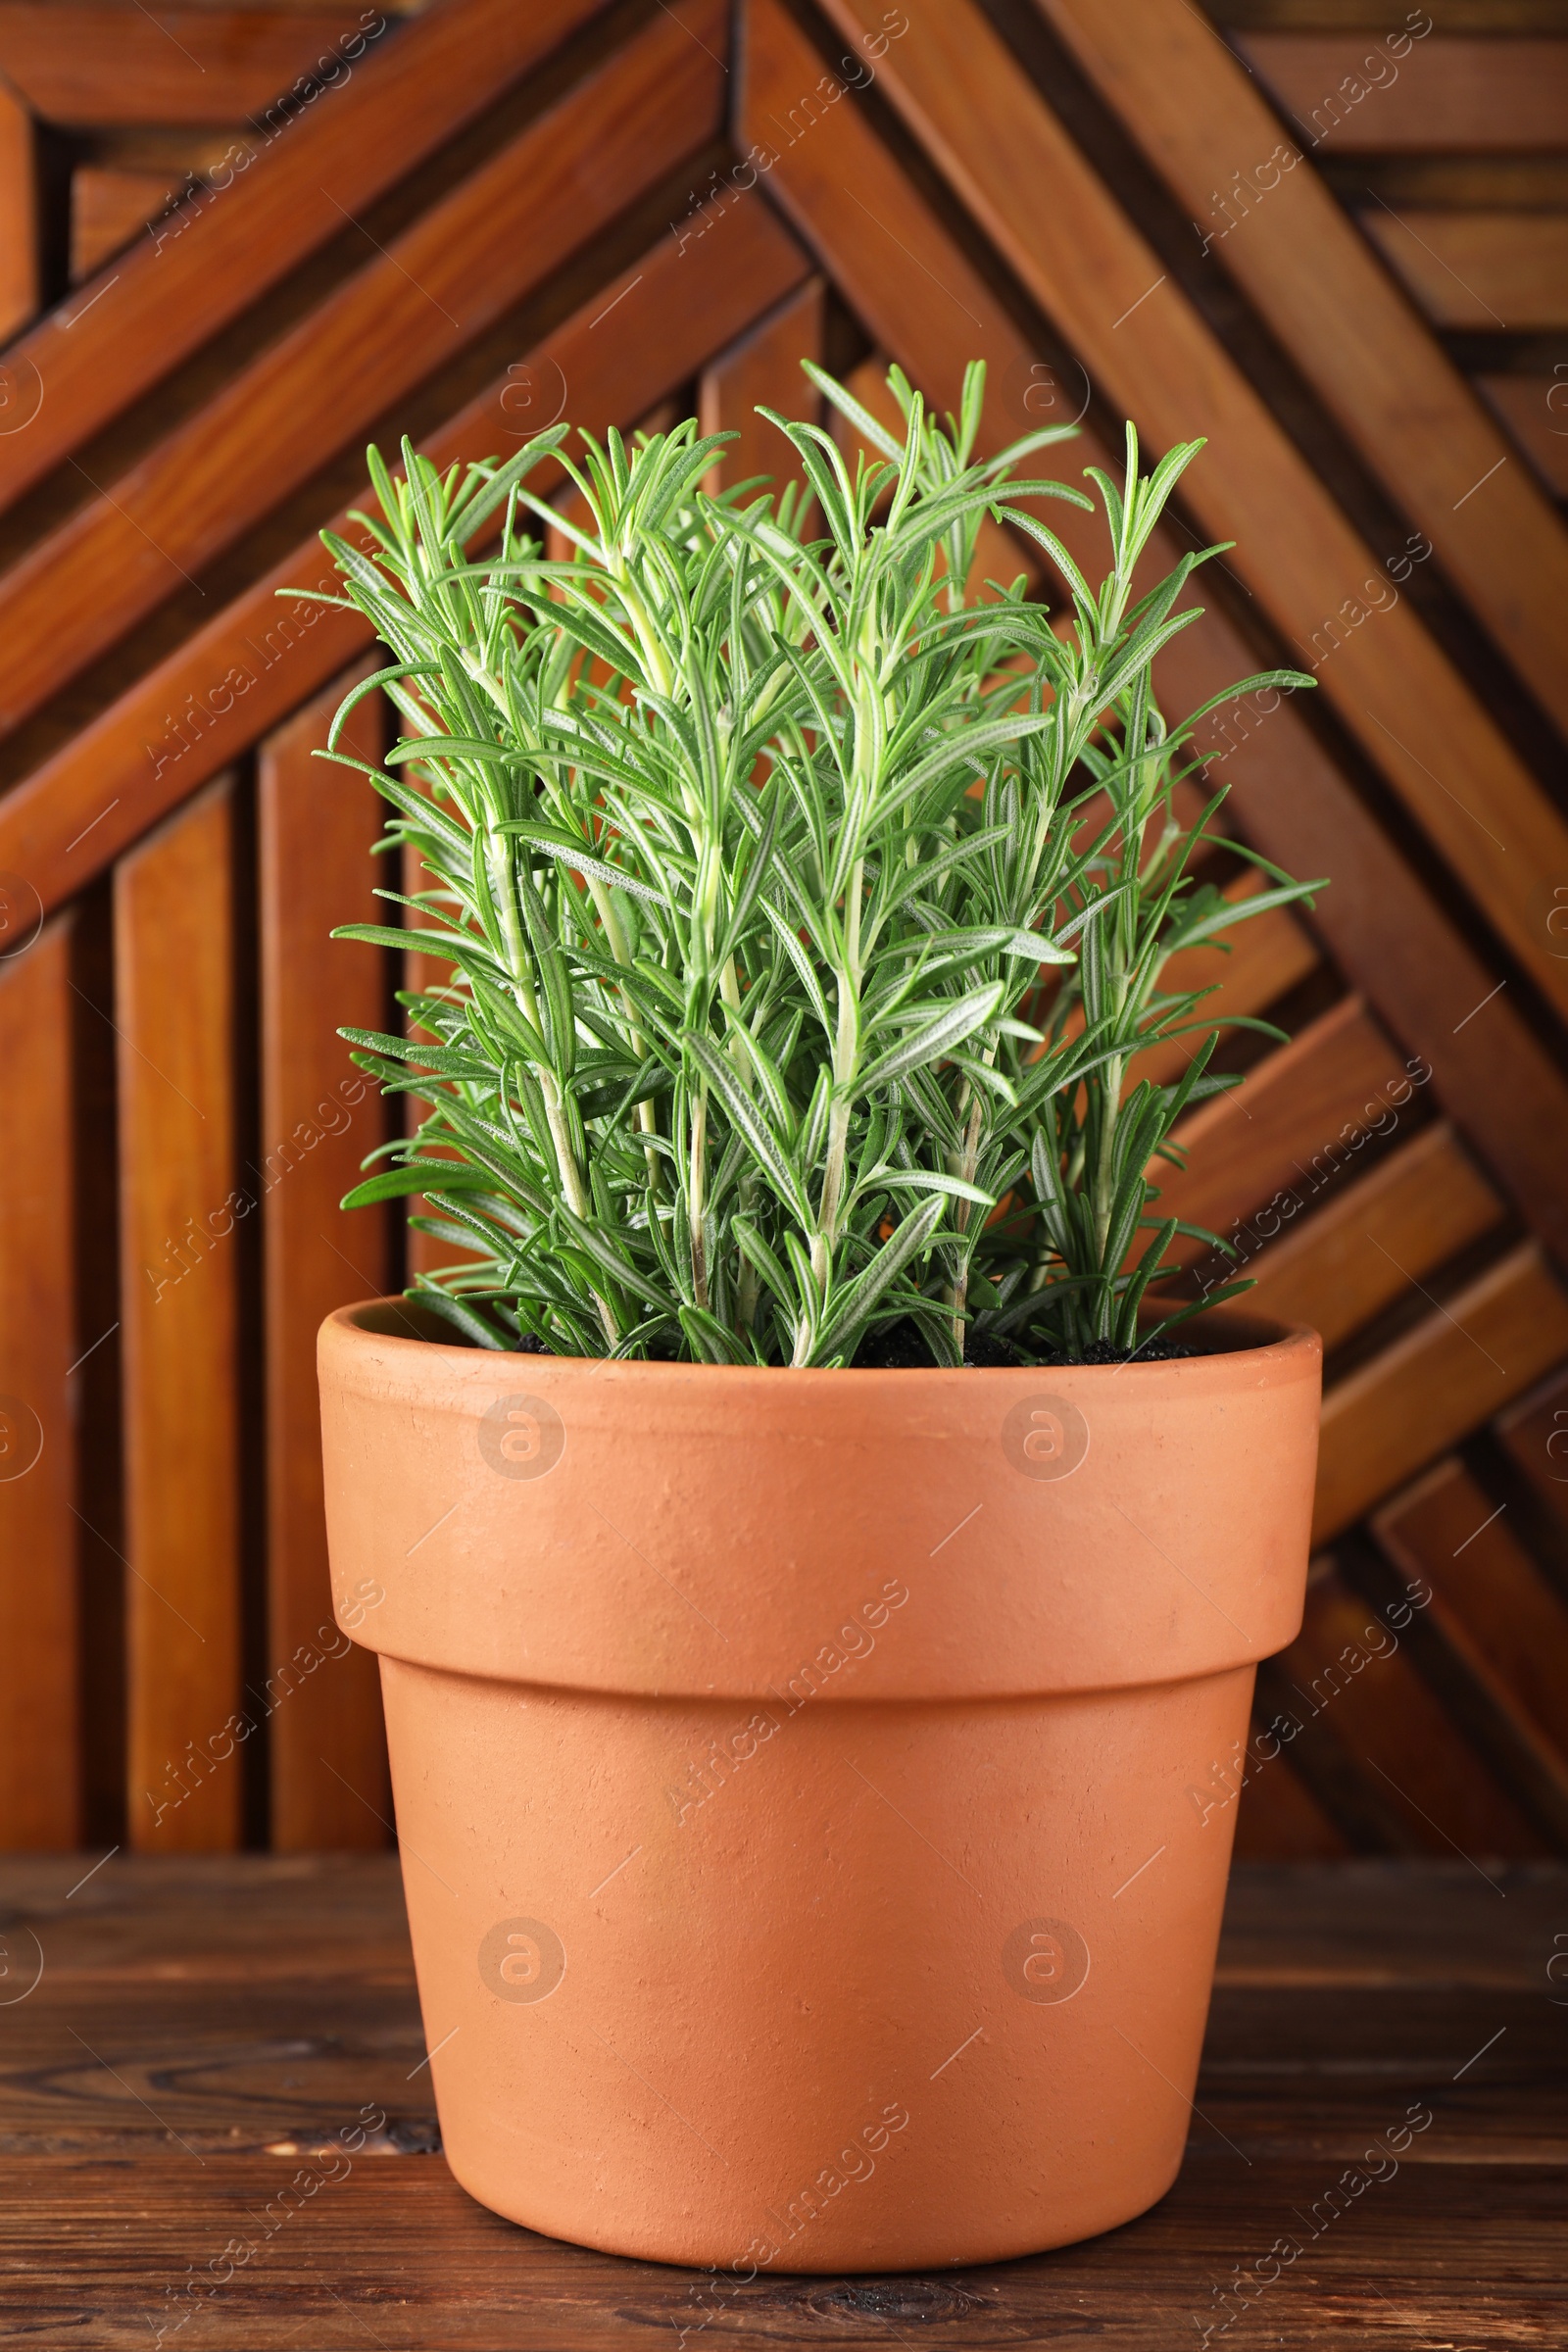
(326, 1295, 1319, 1387)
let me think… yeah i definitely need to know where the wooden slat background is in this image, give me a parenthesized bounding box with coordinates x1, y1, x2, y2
(115, 778, 245, 1851)
(0, 0, 1564, 1858)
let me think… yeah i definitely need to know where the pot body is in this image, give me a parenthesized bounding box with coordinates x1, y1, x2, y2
(318, 1300, 1320, 2271)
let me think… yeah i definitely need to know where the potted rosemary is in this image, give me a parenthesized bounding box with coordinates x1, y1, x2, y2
(316, 366, 1322, 2271)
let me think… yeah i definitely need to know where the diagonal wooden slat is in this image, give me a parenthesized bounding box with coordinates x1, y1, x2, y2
(1375, 1459, 1568, 1771)
(0, 910, 80, 1846)
(0, 0, 609, 514)
(1314, 1242, 1568, 1545)
(0, 6, 381, 123)
(1154, 994, 1406, 1262)
(1495, 1370, 1568, 1540)
(1038, 0, 1568, 744)
(739, 0, 1568, 1265)
(0, 0, 728, 736)
(1476, 376, 1568, 500)
(1238, 1121, 1505, 1355)
(1359, 209, 1568, 331)
(71, 167, 178, 284)
(1354, 1489, 1568, 1850)
(0, 190, 810, 919)
(1237, 31, 1568, 152)
(816, 0, 1568, 1028)
(1126, 870, 1319, 1092)
(1232, 1738, 1347, 1859)
(1266, 1558, 1542, 1856)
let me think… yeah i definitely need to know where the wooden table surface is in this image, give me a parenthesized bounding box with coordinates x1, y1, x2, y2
(1, 1857, 1563, 2347)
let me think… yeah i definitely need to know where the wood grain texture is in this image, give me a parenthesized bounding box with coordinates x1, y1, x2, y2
(1236, 1119, 1505, 1353)
(1231, 1743, 1348, 1858)
(1348, 1520, 1568, 1852)
(1360, 207, 1568, 329)
(0, 913, 79, 1846)
(1314, 1241, 1568, 1544)
(1222, 1, 1568, 24)
(0, 7, 384, 122)
(1239, 31, 1568, 150)
(1495, 1366, 1568, 1531)
(258, 668, 392, 1849)
(0, 188, 810, 918)
(1040, 0, 1568, 746)
(699, 274, 825, 506)
(0, 1856, 1562, 2343)
(69, 165, 177, 283)
(818, 0, 1568, 1026)
(1154, 992, 1408, 1255)
(1266, 1559, 1544, 1855)
(115, 778, 243, 1853)
(1476, 374, 1568, 498)
(0, 72, 34, 346)
(0, 0, 608, 516)
(739, 0, 1568, 1267)
(1376, 1457, 1568, 1768)
(1126, 869, 1319, 1092)
(0, 1, 728, 737)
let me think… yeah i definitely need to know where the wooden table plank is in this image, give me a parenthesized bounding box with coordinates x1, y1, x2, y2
(0, 1858, 1561, 2345)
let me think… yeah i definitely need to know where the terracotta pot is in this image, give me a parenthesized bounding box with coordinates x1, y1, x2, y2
(318, 1298, 1319, 2272)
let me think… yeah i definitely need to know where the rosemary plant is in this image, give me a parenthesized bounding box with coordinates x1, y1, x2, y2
(314, 363, 1316, 1366)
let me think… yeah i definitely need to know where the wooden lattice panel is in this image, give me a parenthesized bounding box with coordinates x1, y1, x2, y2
(0, 0, 1564, 1857)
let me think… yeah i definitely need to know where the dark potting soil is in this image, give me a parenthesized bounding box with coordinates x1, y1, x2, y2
(851, 1318, 1198, 1370)
(510, 1323, 1199, 1367)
